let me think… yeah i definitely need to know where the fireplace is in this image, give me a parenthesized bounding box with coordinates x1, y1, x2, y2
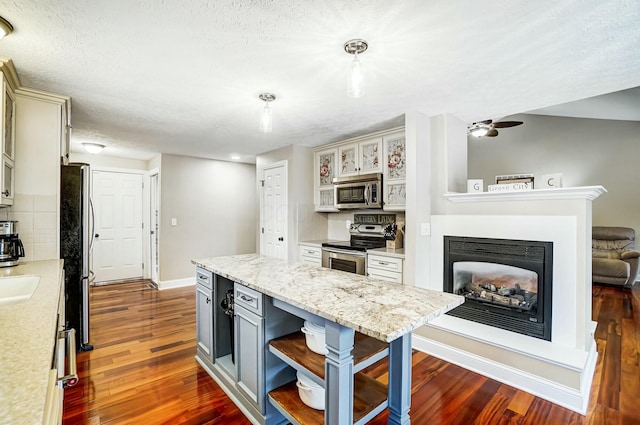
(443, 236, 553, 341)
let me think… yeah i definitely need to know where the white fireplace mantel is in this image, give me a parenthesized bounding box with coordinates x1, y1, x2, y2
(415, 185, 603, 414)
(444, 185, 607, 203)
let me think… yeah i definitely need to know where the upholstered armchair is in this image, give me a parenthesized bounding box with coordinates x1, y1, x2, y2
(592, 226, 640, 287)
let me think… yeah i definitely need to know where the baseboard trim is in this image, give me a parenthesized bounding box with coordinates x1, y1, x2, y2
(157, 277, 194, 290)
(412, 333, 597, 415)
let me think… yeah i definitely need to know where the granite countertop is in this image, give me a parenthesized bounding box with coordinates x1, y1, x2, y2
(299, 241, 405, 259)
(192, 254, 463, 343)
(298, 239, 342, 247)
(0, 260, 64, 425)
(368, 247, 405, 258)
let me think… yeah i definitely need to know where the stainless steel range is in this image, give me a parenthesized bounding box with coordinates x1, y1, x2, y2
(321, 214, 396, 275)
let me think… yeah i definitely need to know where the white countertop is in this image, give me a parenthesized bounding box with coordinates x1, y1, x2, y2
(369, 247, 405, 258)
(299, 240, 405, 258)
(192, 254, 463, 343)
(0, 260, 64, 425)
(298, 239, 341, 247)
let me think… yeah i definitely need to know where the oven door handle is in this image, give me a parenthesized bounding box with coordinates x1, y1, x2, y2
(322, 248, 367, 257)
(57, 328, 79, 388)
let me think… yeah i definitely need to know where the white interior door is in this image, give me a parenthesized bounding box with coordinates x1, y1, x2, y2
(92, 170, 144, 283)
(262, 162, 288, 260)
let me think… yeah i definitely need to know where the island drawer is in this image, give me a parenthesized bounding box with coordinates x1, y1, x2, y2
(298, 245, 322, 266)
(367, 254, 403, 272)
(234, 283, 263, 316)
(196, 267, 213, 289)
(299, 246, 321, 258)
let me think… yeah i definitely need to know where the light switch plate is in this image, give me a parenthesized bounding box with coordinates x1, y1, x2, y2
(421, 223, 430, 236)
(171, 218, 177, 226)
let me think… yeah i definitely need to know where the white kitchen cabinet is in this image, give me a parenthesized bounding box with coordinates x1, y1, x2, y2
(312, 127, 404, 213)
(337, 136, 383, 177)
(368, 253, 404, 283)
(314, 147, 339, 211)
(60, 100, 71, 165)
(13, 84, 71, 261)
(0, 73, 15, 205)
(382, 131, 406, 211)
(2, 158, 14, 202)
(298, 244, 322, 266)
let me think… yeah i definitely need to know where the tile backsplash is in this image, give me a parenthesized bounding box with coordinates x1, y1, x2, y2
(8, 193, 58, 262)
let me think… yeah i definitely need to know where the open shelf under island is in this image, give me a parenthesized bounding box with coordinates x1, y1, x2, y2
(192, 254, 463, 425)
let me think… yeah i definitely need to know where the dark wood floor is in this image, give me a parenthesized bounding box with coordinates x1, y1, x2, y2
(62, 280, 640, 425)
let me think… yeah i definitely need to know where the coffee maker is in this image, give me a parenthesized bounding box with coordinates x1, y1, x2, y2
(0, 221, 25, 267)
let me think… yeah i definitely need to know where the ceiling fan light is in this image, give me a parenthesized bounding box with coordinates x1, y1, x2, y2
(470, 126, 489, 137)
(83, 143, 105, 154)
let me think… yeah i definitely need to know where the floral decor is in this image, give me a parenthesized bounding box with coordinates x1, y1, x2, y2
(387, 184, 406, 205)
(386, 137, 405, 180)
(341, 147, 356, 174)
(319, 152, 334, 186)
(361, 142, 379, 171)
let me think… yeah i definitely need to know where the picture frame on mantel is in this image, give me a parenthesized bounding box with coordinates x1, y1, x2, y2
(495, 173, 534, 188)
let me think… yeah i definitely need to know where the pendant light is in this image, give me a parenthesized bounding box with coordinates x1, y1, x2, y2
(0, 17, 14, 39)
(259, 93, 276, 133)
(344, 39, 368, 98)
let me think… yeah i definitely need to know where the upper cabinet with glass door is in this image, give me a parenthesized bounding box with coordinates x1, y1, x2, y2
(313, 127, 404, 212)
(0, 72, 16, 206)
(382, 131, 406, 211)
(314, 147, 339, 211)
(337, 137, 383, 177)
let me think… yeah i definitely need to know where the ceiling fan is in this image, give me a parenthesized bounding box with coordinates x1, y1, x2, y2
(468, 119, 523, 137)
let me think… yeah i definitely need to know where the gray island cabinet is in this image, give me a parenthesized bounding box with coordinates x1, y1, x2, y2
(192, 254, 463, 425)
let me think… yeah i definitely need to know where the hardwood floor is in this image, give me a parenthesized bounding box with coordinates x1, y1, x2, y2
(63, 281, 640, 425)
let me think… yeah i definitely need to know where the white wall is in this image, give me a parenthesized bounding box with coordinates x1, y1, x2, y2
(160, 154, 256, 282)
(404, 112, 467, 286)
(468, 113, 640, 239)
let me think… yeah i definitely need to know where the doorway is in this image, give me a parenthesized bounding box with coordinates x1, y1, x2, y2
(149, 172, 159, 284)
(260, 161, 288, 260)
(92, 169, 144, 283)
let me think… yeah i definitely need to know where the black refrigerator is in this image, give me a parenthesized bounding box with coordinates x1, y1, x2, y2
(60, 163, 94, 351)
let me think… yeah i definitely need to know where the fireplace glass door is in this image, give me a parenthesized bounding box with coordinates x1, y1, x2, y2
(453, 262, 539, 315)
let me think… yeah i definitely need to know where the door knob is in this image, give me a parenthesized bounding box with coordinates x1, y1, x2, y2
(278, 237, 284, 241)
(95, 234, 100, 238)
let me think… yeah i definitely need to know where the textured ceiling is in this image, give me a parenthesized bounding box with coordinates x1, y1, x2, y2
(0, 0, 638, 162)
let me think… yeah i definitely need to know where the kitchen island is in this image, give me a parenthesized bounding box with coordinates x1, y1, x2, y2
(192, 254, 463, 425)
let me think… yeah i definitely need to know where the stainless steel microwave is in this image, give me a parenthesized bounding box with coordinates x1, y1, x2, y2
(333, 173, 382, 209)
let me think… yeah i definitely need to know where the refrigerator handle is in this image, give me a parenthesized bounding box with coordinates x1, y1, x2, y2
(89, 197, 96, 253)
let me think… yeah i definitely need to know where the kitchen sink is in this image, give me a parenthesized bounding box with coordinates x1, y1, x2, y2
(0, 275, 40, 305)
